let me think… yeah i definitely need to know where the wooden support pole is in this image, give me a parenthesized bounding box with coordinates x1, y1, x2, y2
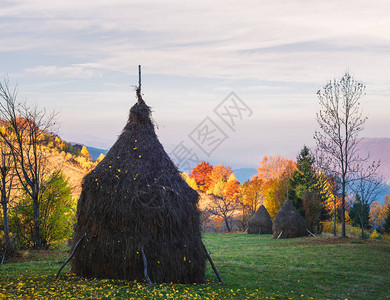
(306, 229, 316, 237)
(56, 235, 85, 278)
(1, 250, 5, 264)
(138, 65, 141, 91)
(201, 241, 223, 283)
(136, 65, 143, 103)
(140, 245, 152, 287)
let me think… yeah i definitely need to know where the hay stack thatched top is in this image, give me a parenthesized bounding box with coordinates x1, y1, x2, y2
(272, 200, 308, 238)
(248, 205, 273, 234)
(71, 88, 205, 283)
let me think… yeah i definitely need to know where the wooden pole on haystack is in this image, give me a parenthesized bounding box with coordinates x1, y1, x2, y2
(136, 65, 143, 103)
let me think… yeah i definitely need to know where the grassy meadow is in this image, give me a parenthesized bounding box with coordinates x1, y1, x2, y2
(1, 233, 389, 299)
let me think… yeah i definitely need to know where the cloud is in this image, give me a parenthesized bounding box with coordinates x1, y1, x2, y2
(25, 64, 103, 79)
(1, 0, 390, 168)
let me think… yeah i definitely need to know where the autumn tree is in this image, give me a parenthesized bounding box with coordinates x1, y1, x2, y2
(180, 172, 198, 190)
(370, 195, 390, 231)
(190, 161, 213, 192)
(369, 201, 385, 230)
(321, 172, 343, 236)
(208, 164, 232, 192)
(384, 196, 390, 234)
(207, 179, 238, 232)
(96, 153, 105, 163)
(242, 178, 262, 214)
(239, 178, 263, 229)
(0, 77, 57, 248)
(314, 72, 378, 237)
(0, 140, 16, 260)
(255, 155, 296, 219)
(255, 155, 292, 182)
(80, 146, 90, 158)
(224, 173, 240, 202)
(206, 168, 240, 232)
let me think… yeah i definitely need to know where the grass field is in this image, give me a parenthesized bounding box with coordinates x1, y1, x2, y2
(1, 234, 389, 299)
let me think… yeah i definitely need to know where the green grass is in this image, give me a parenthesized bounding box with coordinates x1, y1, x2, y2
(1, 234, 389, 299)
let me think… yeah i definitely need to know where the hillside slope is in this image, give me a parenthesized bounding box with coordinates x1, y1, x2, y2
(47, 155, 87, 198)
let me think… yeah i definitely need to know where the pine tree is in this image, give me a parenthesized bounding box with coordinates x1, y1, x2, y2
(289, 146, 315, 217)
(289, 146, 330, 231)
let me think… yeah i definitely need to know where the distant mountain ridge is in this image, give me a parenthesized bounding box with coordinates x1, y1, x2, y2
(233, 137, 390, 204)
(358, 138, 390, 184)
(87, 146, 109, 160)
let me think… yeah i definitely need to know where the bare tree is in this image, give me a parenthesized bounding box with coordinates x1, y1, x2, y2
(314, 72, 378, 237)
(0, 77, 56, 248)
(208, 196, 238, 232)
(0, 140, 16, 262)
(350, 165, 383, 238)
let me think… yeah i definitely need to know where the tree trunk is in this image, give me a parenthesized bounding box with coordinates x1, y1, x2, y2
(224, 217, 231, 232)
(341, 181, 346, 237)
(359, 208, 365, 239)
(1, 198, 11, 249)
(32, 193, 41, 248)
(333, 203, 337, 236)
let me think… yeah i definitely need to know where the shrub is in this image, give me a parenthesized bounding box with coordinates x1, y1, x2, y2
(9, 171, 75, 249)
(370, 230, 379, 239)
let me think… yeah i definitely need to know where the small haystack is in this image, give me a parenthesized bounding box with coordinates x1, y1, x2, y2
(248, 205, 272, 234)
(70, 70, 206, 283)
(272, 200, 308, 238)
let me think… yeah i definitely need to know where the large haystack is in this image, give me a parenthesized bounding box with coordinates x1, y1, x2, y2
(272, 200, 308, 238)
(71, 84, 205, 283)
(248, 205, 273, 234)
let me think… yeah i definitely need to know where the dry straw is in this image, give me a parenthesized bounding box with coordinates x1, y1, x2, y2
(272, 200, 309, 238)
(248, 205, 273, 234)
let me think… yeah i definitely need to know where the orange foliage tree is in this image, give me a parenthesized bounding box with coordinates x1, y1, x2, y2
(196, 163, 241, 232)
(224, 173, 240, 202)
(254, 155, 296, 219)
(190, 161, 213, 192)
(255, 155, 294, 182)
(208, 164, 232, 192)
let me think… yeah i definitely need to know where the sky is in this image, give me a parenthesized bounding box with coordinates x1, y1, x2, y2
(1, 0, 389, 171)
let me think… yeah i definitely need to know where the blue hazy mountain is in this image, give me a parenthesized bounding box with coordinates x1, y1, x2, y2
(87, 146, 109, 160)
(233, 168, 257, 183)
